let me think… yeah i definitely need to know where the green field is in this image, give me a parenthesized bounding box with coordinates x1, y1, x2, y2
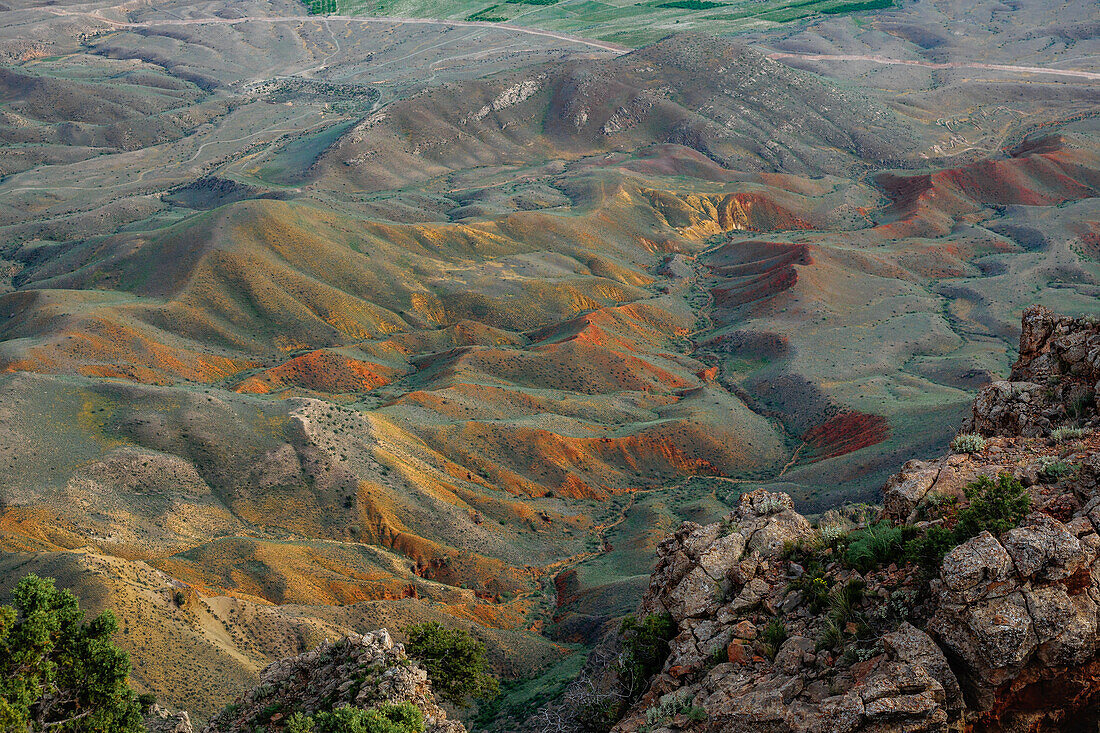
(303, 0, 896, 45)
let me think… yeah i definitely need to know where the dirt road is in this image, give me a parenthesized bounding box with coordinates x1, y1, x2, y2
(766, 52, 1100, 82)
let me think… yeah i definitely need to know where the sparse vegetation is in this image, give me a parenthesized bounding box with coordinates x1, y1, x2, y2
(656, 0, 722, 8)
(843, 521, 905, 571)
(1038, 456, 1074, 483)
(761, 620, 788, 660)
(403, 623, 498, 707)
(819, 0, 893, 12)
(305, 0, 339, 13)
(0, 575, 147, 733)
(618, 613, 677, 695)
(642, 690, 706, 730)
(1051, 426, 1088, 442)
(951, 433, 987, 454)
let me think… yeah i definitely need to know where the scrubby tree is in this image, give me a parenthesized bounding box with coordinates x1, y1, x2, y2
(402, 622, 499, 707)
(617, 613, 676, 696)
(0, 574, 146, 732)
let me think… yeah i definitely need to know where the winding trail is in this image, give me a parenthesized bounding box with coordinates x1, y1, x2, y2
(766, 52, 1100, 82)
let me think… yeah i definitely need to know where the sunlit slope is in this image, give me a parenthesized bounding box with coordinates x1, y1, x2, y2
(0, 548, 566, 721)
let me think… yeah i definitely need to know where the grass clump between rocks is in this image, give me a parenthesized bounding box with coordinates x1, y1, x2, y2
(1051, 426, 1088, 442)
(843, 522, 908, 571)
(761, 620, 788, 660)
(950, 433, 987, 454)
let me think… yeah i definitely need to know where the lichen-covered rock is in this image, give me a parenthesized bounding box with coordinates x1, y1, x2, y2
(203, 630, 464, 733)
(882, 459, 940, 522)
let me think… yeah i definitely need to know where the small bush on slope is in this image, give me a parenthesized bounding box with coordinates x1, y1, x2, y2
(403, 622, 499, 707)
(283, 703, 423, 733)
(950, 433, 987, 454)
(0, 574, 146, 733)
(618, 613, 677, 695)
(906, 472, 1031, 569)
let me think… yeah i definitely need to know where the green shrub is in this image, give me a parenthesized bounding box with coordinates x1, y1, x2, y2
(1037, 456, 1074, 483)
(289, 703, 423, 733)
(761, 620, 787, 660)
(950, 433, 986, 454)
(904, 525, 956, 570)
(904, 473, 1031, 571)
(844, 522, 905, 571)
(1051, 426, 1088, 443)
(0, 574, 147, 733)
(286, 712, 315, 733)
(282, 704, 424, 733)
(618, 613, 677, 695)
(403, 623, 498, 707)
(955, 473, 1031, 539)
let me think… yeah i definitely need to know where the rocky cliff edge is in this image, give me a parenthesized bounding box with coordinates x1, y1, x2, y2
(605, 306, 1100, 732)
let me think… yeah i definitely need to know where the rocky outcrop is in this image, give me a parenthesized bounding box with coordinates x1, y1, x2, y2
(611, 490, 956, 733)
(202, 630, 465, 733)
(602, 307, 1100, 733)
(145, 704, 194, 733)
(964, 305, 1099, 438)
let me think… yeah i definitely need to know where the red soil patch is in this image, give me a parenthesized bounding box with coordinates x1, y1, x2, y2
(1078, 225, 1100, 260)
(705, 241, 812, 309)
(555, 568, 581, 608)
(711, 266, 800, 308)
(802, 412, 889, 460)
(234, 349, 399, 394)
(715, 192, 812, 232)
(876, 136, 1100, 238)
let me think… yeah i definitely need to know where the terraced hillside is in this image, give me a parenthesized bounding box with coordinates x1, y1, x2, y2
(0, 0, 1098, 725)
